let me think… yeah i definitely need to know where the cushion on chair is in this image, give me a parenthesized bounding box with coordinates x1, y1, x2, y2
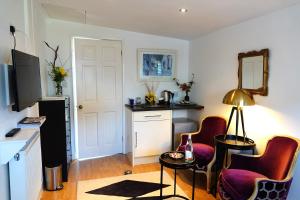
(178, 143, 214, 166)
(221, 169, 267, 200)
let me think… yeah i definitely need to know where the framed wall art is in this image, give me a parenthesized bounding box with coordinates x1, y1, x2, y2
(137, 48, 177, 81)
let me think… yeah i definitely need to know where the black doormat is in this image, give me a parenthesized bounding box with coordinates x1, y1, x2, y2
(86, 180, 170, 198)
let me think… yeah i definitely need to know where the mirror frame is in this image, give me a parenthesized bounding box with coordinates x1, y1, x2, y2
(238, 48, 269, 96)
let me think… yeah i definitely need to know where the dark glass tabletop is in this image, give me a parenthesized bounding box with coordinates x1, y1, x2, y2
(159, 151, 195, 169)
(215, 134, 256, 149)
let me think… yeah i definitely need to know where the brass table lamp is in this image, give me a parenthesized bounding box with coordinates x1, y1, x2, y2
(223, 88, 255, 141)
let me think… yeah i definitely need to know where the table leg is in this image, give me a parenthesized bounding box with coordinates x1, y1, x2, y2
(160, 165, 163, 199)
(225, 149, 228, 167)
(214, 155, 218, 196)
(192, 167, 196, 200)
(213, 144, 226, 196)
(174, 169, 177, 195)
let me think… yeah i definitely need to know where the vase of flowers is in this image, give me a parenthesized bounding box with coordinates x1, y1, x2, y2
(45, 41, 68, 96)
(145, 81, 159, 105)
(173, 74, 194, 102)
(56, 82, 62, 96)
(50, 66, 67, 96)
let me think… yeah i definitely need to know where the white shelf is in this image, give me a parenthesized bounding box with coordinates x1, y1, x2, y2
(0, 129, 39, 164)
(41, 96, 67, 101)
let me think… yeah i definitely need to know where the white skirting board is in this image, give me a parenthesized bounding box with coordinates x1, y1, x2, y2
(9, 132, 43, 200)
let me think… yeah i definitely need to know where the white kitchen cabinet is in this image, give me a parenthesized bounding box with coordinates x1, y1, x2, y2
(125, 109, 172, 166)
(134, 120, 171, 157)
(7, 130, 43, 200)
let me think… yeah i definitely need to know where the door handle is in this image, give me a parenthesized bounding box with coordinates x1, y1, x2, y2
(78, 105, 83, 110)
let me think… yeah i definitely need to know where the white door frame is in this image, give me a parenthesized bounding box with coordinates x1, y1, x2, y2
(71, 36, 125, 160)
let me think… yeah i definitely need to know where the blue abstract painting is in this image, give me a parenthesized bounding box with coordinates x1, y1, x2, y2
(138, 49, 176, 81)
(142, 54, 173, 76)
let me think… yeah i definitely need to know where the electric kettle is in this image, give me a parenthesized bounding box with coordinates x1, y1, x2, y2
(162, 90, 174, 104)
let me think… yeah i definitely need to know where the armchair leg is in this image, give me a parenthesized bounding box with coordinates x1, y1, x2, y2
(206, 170, 211, 193)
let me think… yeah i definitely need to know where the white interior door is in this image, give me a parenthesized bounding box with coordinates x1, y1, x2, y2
(75, 38, 123, 159)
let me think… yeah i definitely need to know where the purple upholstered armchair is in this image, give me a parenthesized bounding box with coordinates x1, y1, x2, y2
(177, 116, 227, 192)
(218, 136, 300, 200)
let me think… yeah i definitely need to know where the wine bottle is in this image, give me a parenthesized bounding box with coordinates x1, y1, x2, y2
(185, 134, 193, 162)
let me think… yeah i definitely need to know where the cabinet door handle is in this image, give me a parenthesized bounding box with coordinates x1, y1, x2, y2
(135, 132, 138, 148)
(144, 115, 162, 118)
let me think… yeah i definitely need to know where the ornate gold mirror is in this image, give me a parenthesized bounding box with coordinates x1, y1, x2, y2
(238, 49, 269, 96)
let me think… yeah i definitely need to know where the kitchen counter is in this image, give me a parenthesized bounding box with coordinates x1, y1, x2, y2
(125, 103, 204, 112)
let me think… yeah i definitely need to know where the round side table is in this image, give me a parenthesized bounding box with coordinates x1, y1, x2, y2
(159, 151, 196, 200)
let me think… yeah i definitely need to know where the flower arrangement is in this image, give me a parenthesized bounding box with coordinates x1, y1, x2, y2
(145, 82, 159, 105)
(173, 74, 195, 102)
(44, 41, 68, 96)
(49, 66, 68, 83)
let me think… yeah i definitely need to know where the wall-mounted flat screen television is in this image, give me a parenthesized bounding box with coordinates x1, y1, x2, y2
(11, 49, 42, 112)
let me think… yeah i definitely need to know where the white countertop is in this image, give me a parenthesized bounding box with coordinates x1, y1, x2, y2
(0, 129, 39, 164)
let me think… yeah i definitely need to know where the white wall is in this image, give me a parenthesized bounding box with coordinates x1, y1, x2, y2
(45, 19, 190, 157)
(0, 0, 47, 199)
(189, 4, 300, 199)
(32, 0, 48, 97)
(45, 19, 190, 100)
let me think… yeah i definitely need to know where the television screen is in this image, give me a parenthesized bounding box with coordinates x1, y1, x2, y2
(12, 50, 42, 112)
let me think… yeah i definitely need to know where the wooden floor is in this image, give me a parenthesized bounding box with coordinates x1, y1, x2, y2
(41, 154, 216, 200)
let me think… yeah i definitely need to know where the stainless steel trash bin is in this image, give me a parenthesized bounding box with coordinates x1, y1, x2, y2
(45, 165, 63, 191)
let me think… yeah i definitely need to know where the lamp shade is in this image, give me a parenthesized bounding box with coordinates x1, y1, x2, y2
(223, 88, 255, 106)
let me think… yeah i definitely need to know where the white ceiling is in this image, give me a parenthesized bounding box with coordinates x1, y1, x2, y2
(40, 0, 300, 40)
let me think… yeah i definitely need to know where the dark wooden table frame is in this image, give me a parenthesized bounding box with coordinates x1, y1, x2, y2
(159, 152, 197, 200)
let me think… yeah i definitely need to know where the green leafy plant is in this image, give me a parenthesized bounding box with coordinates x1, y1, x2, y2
(44, 41, 68, 95)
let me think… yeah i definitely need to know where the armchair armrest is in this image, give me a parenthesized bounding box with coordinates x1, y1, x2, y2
(177, 130, 200, 148)
(229, 153, 262, 171)
(249, 177, 293, 200)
